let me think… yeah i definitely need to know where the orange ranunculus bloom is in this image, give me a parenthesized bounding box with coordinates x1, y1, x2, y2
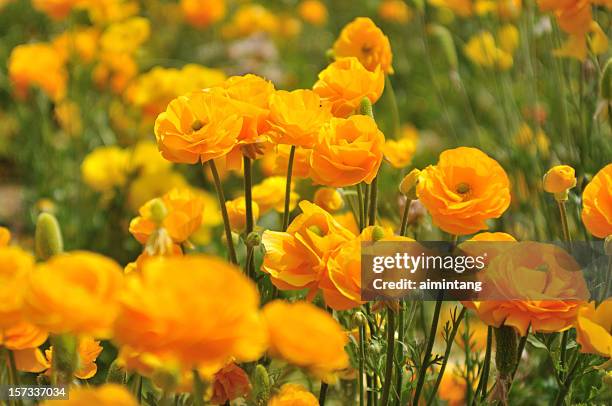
(575, 299, 612, 358)
(468, 232, 516, 242)
(52, 27, 100, 64)
(0, 246, 35, 328)
(252, 176, 299, 213)
(154, 90, 243, 164)
(269, 383, 319, 406)
(44, 336, 103, 379)
(417, 147, 511, 235)
(379, 0, 413, 23)
(471, 242, 590, 335)
(310, 115, 385, 187)
(261, 200, 355, 295)
(1, 321, 48, 373)
(314, 188, 344, 212)
(383, 124, 418, 168)
(263, 300, 349, 382)
(543, 165, 576, 194)
(581, 163, 612, 238)
(32, 0, 85, 20)
(39, 384, 138, 406)
(268, 89, 332, 148)
(181, 0, 226, 28)
(113, 256, 268, 372)
(226, 197, 260, 232)
(210, 363, 251, 405)
(538, 0, 592, 36)
(322, 236, 363, 310)
(23, 251, 124, 337)
(313, 57, 384, 118)
(8, 43, 67, 101)
(332, 17, 393, 74)
(129, 188, 205, 245)
(298, 0, 327, 26)
(438, 368, 467, 406)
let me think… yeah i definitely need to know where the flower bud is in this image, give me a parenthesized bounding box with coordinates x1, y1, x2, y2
(399, 169, 421, 199)
(359, 97, 374, 118)
(325, 49, 335, 63)
(106, 359, 127, 384)
(149, 198, 168, 225)
(543, 165, 576, 200)
(352, 311, 367, 328)
(252, 364, 271, 406)
(371, 226, 386, 242)
(492, 325, 518, 404)
(35, 212, 64, 260)
(314, 188, 344, 212)
(246, 232, 261, 248)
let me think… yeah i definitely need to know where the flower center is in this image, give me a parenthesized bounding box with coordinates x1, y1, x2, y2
(455, 182, 471, 195)
(361, 44, 373, 54)
(191, 119, 205, 132)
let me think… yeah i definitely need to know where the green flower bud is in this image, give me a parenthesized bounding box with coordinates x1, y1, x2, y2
(399, 169, 421, 199)
(252, 364, 271, 406)
(359, 97, 374, 118)
(149, 198, 168, 225)
(371, 226, 386, 242)
(35, 212, 64, 261)
(352, 311, 367, 328)
(246, 232, 261, 248)
(325, 49, 335, 63)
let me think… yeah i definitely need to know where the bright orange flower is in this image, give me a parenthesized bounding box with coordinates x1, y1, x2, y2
(8, 43, 67, 101)
(268, 89, 332, 148)
(543, 165, 576, 194)
(23, 252, 124, 337)
(210, 363, 251, 405)
(39, 385, 138, 406)
(468, 232, 516, 242)
(32, 0, 85, 20)
(0, 321, 48, 373)
(313, 57, 384, 118)
(129, 188, 205, 245)
(226, 197, 260, 232)
(269, 383, 319, 406)
(438, 368, 467, 406)
(314, 188, 344, 212)
(298, 0, 327, 26)
(322, 236, 364, 310)
(417, 147, 511, 235)
(310, 115, 385, 187)
(333, 17, 393, 74)
(0, 227, 10, 246)
(154, 90, 243, 164)
(0, 247, 35, 328)
(581, 163, 612, 238)
(383, 125, 418, 168)
(181, 0, 226, 28)
(44, 336, 103, 379)
(538, 0, 592, 35)
(261, 200, 355, 294)
(263, 300, 349, 382)
(52, 27, 100, 63)
(575, 299, 612, 358)
(114, 256, 268, 372)
(379, 0, 413, 23)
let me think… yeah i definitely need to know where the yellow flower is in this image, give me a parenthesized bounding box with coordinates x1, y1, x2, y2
(475, 0, 522, 19)
(154, 90, 243, 164)
(221, 4, 279, 39)
(52, 27, 100, 63)
(543, 165, 577, 194)
(24, 251, 124, 337)
(181, 0, 226, 28)
(298, 0, 327, 26)
(333, 17, 393, 74)
(314, 188, 344, 212)
(383, 125, 418, 168)
(81, 146, 129, 193)
(0, 247, 37, 328)
(581, 163, 612, 238)
(263, 300, 349, 382)
(379, 0, 413, 23)
(438, 368, 467, 406)
(128, 171, 188, 212)
(100, 17, 150, 55)
(93, 51, 138, 94)
(310, 115, 385, 187)
(114, 255, 268, 372)
(226, 197, 260, 232)
(0, 227, 10, 247)
(269, 383, 319, 406)
(464, 31, 514, 70)
(86, 0, 140, 25)
(8, 43, 67, 101)
(44, 336, 103, 379)
(268, 89, 332, 148)
(39, 384, 138, 406)
(1, 322, 48, 373)
(575, 299, 612, 358)
(252, 176, 299, 213)
(128, 141, 172, 176)
(55, 100, 83, 137)
(313, 57, 385, 118)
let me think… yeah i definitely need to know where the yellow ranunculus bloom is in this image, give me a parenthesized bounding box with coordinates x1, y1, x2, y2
(383, 125, 418, 168)
(314, 188, 344, 212)
(269, 383, 319, 405)
(8, 43, 67, 101)
(333, 17, 393, 74)
(81, 146, 129, 193)
(252, 176, 299, 213)
(575, 300, 612, 358)
(226, 196, 260, 232)
(543, 165, 577, 194)
(100, 16, 150, 55)
(39, 385, 138, 406)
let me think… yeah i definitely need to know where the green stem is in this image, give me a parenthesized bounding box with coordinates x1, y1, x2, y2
(393, 303, 405, 406)
(559, 330, 569, 381)
(243, 156, 255, 278)
(384, 76, 401, 139)
(207, 160, 238, 265)
(357, 184, 365, 231)
(359, 324, 366, 406)
(556, 200, 572, 244)
(511, 328, 529, 381)
(472, 326, 493, 405)
(554, 356, 580, 406)
(368, 177, 378, 226)
(192, 370, 205, 406)
(380, 308, 396, 406)
(282, 146, 296, 231)
(399, 199, 412, 237)
(319, 382, 329, 405)
(412, 294, 443, 406)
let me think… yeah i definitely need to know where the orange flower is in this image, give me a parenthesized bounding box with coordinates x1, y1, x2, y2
(181, 0, 226, 28)
(268, 89, 332, 148)
(154, 90, 243, 164)
(313, 57, 384, 118)
(269, 383, 319, 406)
(32, 0, 85, 20)
(575, 299, 612, 358)
(52, 27, 100, 63)
(470, 242, 589, 335)
(273, 145, 312, 178)
(417, 147, 511, 235)
(129, 188, 205, 245)
(314, 188, 344, 212)
(468, 231, 516, 242)
(0, 246, 35, 328)
(261, 200, 355, 294)
(39, 384, 138, 406)
(263, 300, 349, 382)
(298, 0, 328, 26)
(383, 125, 418, 168)
(44, 336, 103, 379)
(8, 43, 67, 101)
(322, 236, 363, 310)
(210, 363, 251, 405)
(543, 165, 576, 194)
(113, 255, 268, 372)
(379, 0, 413, 23)
(252, 176, 299, 213)
(0, 227, 10, 246)
(333, 17, 393, 74)
(23, 252, 124, 337)
(438, 369, 467, 406)
(226, 197, 260, 232)
(581, 163, 612, 238)
(538, 0, 592, 35)
(310, 115, 385, 187)
(1, 321, 48, 373)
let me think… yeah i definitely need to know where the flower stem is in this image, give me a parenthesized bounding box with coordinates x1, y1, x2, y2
(368, 177, 378, 226)
(319, 382, 329, 405)
(243, 156, 255, 278)
(357, 184, 365, 231)
(472, 326, 493, 405)
(359, 324, 366, 406)
(380, 307, 396, 406)
(207, 160, 238, 265)
(399, 199, 412, 237)
(192, 370, 206, 406)
(282, 146, 296, 231)
(393, 303, 405, 406)
(412, 293, 443, 405)
(556, 200, 572, 245)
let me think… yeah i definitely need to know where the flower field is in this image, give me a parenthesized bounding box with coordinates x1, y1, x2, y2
(0, 0, 611, 405)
